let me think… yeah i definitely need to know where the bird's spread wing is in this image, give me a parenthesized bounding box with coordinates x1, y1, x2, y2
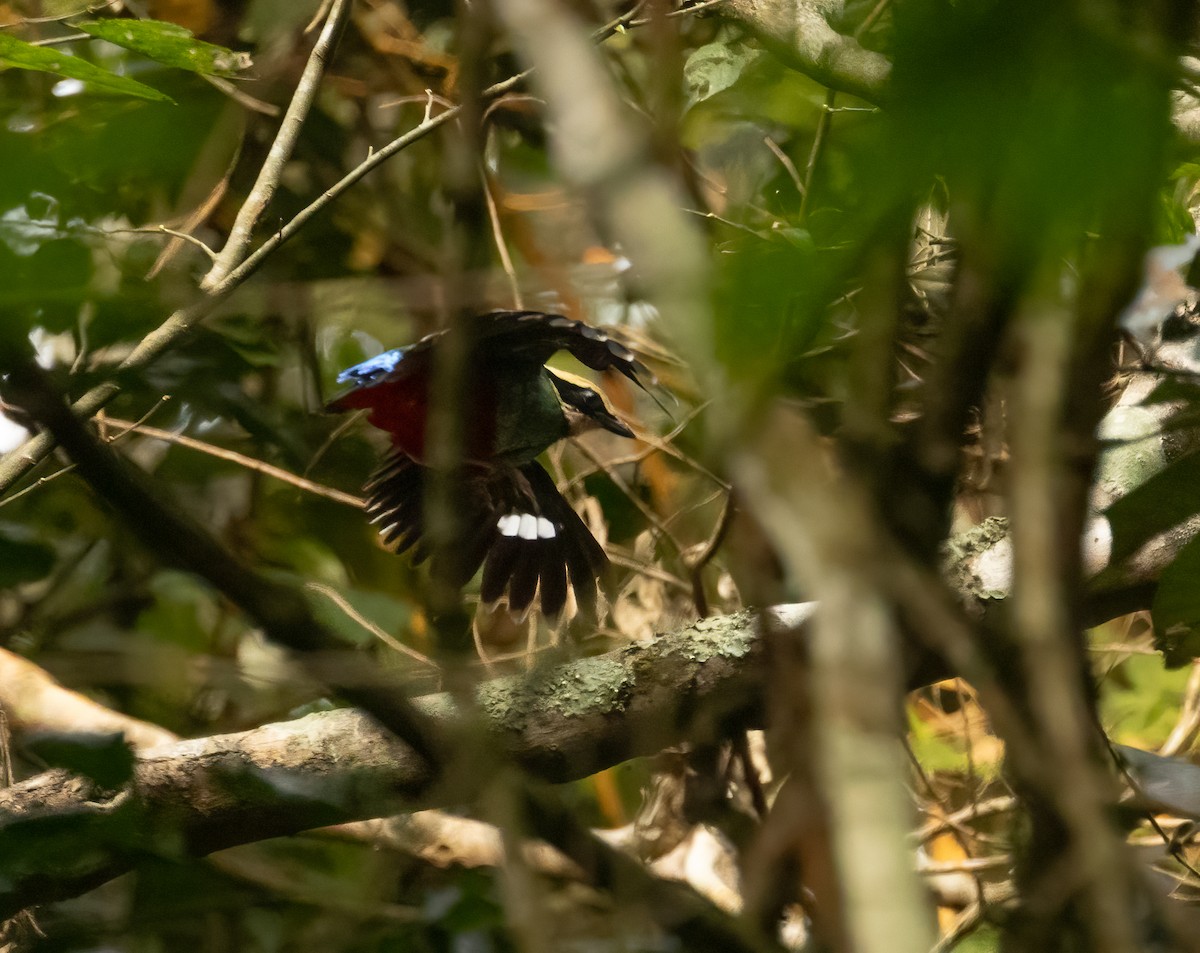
(363, 452, 606, 617)
(328, 310, 655, 409)
(466, 310, 656, 392)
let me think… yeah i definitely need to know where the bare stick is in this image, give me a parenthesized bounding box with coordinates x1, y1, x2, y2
(201, 0, 353, 289)
(483, 168, 524, 309)
(102, 416, 365, 508)
(304, 582, 438, 668)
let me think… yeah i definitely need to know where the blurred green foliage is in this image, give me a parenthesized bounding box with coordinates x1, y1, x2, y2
(2, 0, 1200, 948)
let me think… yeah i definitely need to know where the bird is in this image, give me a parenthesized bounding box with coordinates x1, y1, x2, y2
(327, 309, 656, 617)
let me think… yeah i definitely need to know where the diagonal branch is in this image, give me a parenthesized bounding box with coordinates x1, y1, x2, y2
(201, 0, 354, 289)
(0, 350, 444, 772)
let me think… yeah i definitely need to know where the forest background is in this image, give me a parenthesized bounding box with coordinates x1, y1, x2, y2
(2, 1, 1200, 952)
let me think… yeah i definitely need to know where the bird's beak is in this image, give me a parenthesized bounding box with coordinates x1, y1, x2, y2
(596, 410, 635, 438)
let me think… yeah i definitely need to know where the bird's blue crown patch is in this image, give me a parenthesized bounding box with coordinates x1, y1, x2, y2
(337, 349, 404, 384)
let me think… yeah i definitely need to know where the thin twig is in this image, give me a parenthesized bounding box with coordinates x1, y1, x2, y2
(920, 856, 1010, 875)
(304, 581, 438, 668)
(684, 490, 736, 616)
(101, 416, 365, 508)
(931, 901, 985, 953)
(684, 208, 765, 238)
(0, 397, 172, 509)
(28, 32, 89, 46)
(482, 168, 523, 308)
(593, 0, 649, 41)
(732, 730, 768, 819)
(606, 549, 693, 594)
(13, 0, 120, 23)
(913, 796, 1017, 844)
(0, 708, 12, 787)
(155, 226, 218, 260)
(562, 401, 723, 492)
(625, 0, 728, 26)
(905, 734, 989, 913)
(763, 136, 805, 197)
(662, 486, 724, 530)
(1160, 658, 1200, 756)
(570, 438, 688, 561)
(799, 90, 834, 223)
(304, 0, 335, 34)
(202, 74, 282, 117)
(853, 0, 891, 38)
(201, 0, 354, 289)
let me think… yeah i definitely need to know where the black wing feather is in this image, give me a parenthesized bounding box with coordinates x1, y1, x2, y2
(330, 310, 655, 405)
(478, 311, 655, 392)
(519, 462, 607, 609)
(360, 443, 610, 615)
(538, 538, 569, 618)
(480, 534, 521, 604)
(507, 549, 541, 614)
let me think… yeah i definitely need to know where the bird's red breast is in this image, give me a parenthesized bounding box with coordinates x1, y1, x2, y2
(329, 372, 498, 462)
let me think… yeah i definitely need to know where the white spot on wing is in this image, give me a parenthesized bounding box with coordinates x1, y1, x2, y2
(537, 517, 556, 539)
(518, 514, 538, 540)
(497, 513, 521, 537)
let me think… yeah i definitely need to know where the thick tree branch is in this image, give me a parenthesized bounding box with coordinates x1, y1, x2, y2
(0, 650, 176, 751)
(0, 610, 770, 918)
(720, 0, 890, 103)
(734, 406, 934, 953)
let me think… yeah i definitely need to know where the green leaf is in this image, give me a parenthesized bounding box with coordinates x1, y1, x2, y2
(211, 314, 281, 368)
(0, 534, 55, 586)
(1105, 449, 1200, 565)
(907, 708, 1001, 779)
(137, 570, 218, 652)
(1151, 534, 1200, 666)
(1141, 376, 1200, 404)
(1099, 649, 1190, 745)
(683, 41, 760, 110)
(0, 33, 172, 102)
(75, 18, 252, 78)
